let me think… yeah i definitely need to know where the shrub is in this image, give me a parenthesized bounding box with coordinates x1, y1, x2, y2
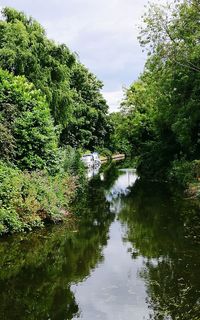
(95, 147, 112, 159)
(0, 161, 76, 235)
(0, 68, 58, 171)
(169, 160, 196, 187)
(60, 146, 86, 194)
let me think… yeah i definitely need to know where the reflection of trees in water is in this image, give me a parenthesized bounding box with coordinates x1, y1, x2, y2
(0, 174, 115, 320)
(141, 256, 200, 320)
(1, 164, 199, 320)
(119, 179, 200, 320)
(100, 162, 122, 191)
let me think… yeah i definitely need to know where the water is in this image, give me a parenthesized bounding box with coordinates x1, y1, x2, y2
(0, 162, 199, 320)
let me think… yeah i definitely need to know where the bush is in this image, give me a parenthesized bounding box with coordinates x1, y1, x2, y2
(0, 161, 76, 235)
(60, 146, 84, 175)
(169, 160, 196, 187)
(0, 122, 15, 160)
(95, 147, 112, 159)
(60, 146, 86, 194)
(0, 68, 58, 171)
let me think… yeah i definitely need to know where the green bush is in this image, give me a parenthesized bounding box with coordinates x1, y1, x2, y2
(96, 147, 112, 159)
(0, 161, 76, 235)
(0, 68, 58, 171)
(193, 160, 200, 179)
(0, 122, 15, 160)
(60, 146, 86, 194)
(169, 160, 196, 187)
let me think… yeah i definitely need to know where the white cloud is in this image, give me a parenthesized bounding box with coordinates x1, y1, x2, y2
(0, 0, 167, 110)
(42, 0, 167, 98)
(103, 89, 125, 113)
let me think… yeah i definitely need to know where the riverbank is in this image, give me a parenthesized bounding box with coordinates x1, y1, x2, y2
(0, 161, 79, 236)
(0, 152, 126, 236)
(186, 182, 200, 199)
(0, 162, 199, 319)
(184, 160, 200, 199)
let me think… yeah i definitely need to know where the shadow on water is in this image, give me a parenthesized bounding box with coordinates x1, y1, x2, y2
(119, 179, 200, 320)
(0, 161, 200, 319)
(0, 170, 114, 320)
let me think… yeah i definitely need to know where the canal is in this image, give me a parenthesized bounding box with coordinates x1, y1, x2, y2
(0, 161, 199, 319)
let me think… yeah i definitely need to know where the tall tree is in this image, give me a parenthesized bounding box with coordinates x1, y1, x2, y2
(0, 7, 111, 149)
(0, 68, 58, 170)
(120, 0, 200, 180)
(61, 62, 112, 149)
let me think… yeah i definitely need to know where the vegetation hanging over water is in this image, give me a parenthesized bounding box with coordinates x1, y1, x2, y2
(110, 0, 200, 187)
(0, 7, 111, 235)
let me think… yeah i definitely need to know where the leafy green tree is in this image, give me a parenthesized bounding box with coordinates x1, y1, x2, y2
(109, 112, 132, 154)
(0, 7, 75, 125)
(0, 7, 111, 149)
(120, 0, 200, 181)
(0, 68, 58, 170)
(61, 62, 111, 149)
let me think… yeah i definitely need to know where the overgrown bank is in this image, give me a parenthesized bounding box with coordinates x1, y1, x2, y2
(0, 162, 75, 234)
(0, 61, 84, 236)
(0, 146, 86, 235)
(0, 7, 111, 235)
(109, 0, 200, 191)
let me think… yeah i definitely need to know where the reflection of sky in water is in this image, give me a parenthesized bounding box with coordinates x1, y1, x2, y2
(72, 168, 149, 320)
(86, 166, 101, 180)
(106, 169, 138, 214)
(72, 221, 149, 320)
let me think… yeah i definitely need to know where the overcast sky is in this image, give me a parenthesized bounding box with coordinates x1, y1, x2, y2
(0, 0, 166, 111)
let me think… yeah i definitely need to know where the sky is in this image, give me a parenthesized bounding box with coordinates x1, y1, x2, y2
(0, 0, 166, 112)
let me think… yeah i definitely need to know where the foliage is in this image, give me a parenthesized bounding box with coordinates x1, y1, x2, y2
(169, 159, 196, 187)
(95, 146, 112, 159)
(0, 68, 58, 171)
(59, 146, 87, 195)
(109, 112, 132, 154)
(0, 165, 114, 319)
(0, 7, 111, 235)
(61, 62, 112, 149)
(0, 161, 76, 235)
(118, 0, 200, 184)
(0, 7, 111, 149)
(119, 179, 200, 319)
(0, 122, 15, 160)
(0, 6, 74, 125)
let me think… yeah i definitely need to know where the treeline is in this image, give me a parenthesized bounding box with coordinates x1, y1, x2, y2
(0, 7, 111, 234)
(0, 7, 111, 154)
(110, 0, 200, 186)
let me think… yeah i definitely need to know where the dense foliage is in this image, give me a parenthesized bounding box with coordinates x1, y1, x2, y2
(0, 168, 114, 319)
(0, 68, 58, 171)
(0, 7, 111, 235)
(113, 0, 200, 185)
(0, 161, 76, 234)
(109, 111, 133, 154)
(61, 62, 112, 149)
(119, 179, 200, 319)
(0, 7, 111, 149)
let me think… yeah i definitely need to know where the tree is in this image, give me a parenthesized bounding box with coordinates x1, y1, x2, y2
(0, 7, 111, 150)
(0, 68, 58, 170)
(120, 0, 200, 181)
(0, 7, 75, 125)
(61, 62, 111, 149)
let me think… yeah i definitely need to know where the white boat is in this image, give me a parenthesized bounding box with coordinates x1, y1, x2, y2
(81, 152, 101, 168)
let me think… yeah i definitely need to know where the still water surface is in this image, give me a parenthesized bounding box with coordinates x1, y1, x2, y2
(0, 162, 199, 319)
